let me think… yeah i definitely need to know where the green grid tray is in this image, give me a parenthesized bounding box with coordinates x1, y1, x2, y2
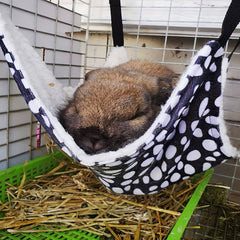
(0, 227, 99, 240)
(0, 152, 213, 240)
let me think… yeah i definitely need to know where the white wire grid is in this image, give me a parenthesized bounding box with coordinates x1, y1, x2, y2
(0, 0, 89, 169)
(0, 0, 239, 202)
(87, 0, 240, 203)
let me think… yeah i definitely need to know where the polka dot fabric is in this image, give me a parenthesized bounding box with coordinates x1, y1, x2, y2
(90, 41, 232, 194)
(0, 34, 232, 195)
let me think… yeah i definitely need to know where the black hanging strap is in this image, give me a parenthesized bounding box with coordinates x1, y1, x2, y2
(218, 0, 240, 47)
(109, 0, 124, 47)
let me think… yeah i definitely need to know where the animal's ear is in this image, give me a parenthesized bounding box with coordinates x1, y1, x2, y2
(58, 101, 80, 132)
(171, 75, 179, 87)
(85, 70, 96, 81)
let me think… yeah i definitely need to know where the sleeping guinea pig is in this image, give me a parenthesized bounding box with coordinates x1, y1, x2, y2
(58, 60, 178, 154)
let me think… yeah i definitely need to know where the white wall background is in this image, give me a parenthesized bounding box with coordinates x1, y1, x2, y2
(0, 0, 87, 170)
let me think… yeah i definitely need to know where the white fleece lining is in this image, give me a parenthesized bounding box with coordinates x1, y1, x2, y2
(104, 46, 129, 68)
(219, 57, 240, 158)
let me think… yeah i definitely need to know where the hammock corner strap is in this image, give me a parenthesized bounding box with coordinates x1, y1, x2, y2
(0, 0, 240, 195)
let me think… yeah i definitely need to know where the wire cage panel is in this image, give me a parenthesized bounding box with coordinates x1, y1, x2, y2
(0, 0, 88, 170)
(0, 1, 239, 239)
(86, 0, 240, 204)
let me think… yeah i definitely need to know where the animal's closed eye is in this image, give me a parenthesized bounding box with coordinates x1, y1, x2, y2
(130, 110, 146, 120)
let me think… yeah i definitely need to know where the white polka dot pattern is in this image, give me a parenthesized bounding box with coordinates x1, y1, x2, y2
(0, 35, 232, 195)
(91, 41, 231, 195)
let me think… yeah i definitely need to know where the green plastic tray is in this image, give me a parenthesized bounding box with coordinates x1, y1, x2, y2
(0, 152, 213, 239)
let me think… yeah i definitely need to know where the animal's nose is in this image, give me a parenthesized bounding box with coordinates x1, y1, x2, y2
(76, 127, 108, 154)
(90, 137, 105, 152)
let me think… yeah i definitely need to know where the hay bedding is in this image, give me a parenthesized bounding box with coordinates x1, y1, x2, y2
(0, 142, 202, 240)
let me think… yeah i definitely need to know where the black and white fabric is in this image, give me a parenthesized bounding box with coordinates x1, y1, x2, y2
(0, 11, 239, 195)
(91, 41, 236, 195)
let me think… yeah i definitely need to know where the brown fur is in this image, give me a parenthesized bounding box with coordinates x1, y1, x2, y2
(59, 60, 178, 154)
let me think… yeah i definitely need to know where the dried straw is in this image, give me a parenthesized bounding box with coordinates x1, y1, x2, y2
(0, 138, 202, 239)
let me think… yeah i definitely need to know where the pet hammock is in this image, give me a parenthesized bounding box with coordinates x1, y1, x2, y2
(0, 0, 240, 195)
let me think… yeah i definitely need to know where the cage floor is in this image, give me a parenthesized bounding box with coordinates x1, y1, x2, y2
(182, 205, 240, 240)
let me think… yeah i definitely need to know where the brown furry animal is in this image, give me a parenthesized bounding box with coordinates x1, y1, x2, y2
(59, 60, 177, 154)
